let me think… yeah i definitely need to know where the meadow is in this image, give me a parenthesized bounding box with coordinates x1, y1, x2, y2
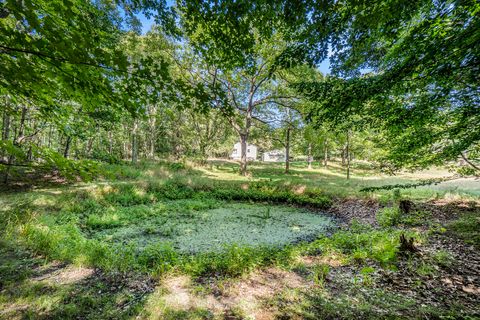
(0, 160, 479, 319)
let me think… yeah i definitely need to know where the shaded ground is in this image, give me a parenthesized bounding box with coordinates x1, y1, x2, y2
(0, 241, 155, 320)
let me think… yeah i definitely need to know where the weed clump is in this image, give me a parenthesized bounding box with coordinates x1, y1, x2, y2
(376, 207, 401, 227)
(304, 222, 414, 265)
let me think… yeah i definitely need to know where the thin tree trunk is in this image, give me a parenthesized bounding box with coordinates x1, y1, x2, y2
(323, 139, 328, 168)
(346, 131, 350, 179)
(47, 126, 53, 148)
(2, 110, 10, 141)
(108, 131, 113, 155)
(16, 105, 27, 143)
(4, 105, 27, 183)
(64, 136, 72, 158)
(307, 143, 312, 169)
(285, 127, 291, 173)
(240, 133, 248, 176)
(86, 137, 94, 157)
(132, 120, 138, 164)
(26, 119, 36, 161)
(1, 108, 10, 161)
(122, 124, 128, 160)
(150, 137, 155, 159)
(149, 106, 157, 159)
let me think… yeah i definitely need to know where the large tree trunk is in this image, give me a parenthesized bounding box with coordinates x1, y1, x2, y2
(285, 127, 291, 173)
(239, 133, 248, 176)
(307, 143, 312, 169)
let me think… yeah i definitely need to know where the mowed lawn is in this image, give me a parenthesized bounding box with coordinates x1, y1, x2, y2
(201, 160, 480, 198)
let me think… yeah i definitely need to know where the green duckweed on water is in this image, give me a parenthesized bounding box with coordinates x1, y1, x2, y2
(88, 202, 336, 253)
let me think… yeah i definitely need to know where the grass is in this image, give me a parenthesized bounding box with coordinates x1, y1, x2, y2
(273, 285, 470, 320)
(0, 160, 478, 319)
(0, 160, 476, 276)
(448, 212, 480, 247)
(376, 206, 402, 227)
(302, 221, 420, 266)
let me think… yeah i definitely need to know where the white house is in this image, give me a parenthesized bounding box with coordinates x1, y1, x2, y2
(262, 149, 285, 162)
(230, 142, 258, 160)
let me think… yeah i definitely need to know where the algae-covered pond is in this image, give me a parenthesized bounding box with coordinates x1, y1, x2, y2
(89, 202, 335, 253)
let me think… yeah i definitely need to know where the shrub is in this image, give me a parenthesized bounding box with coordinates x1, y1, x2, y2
(91, 150, 122, 164)
(305, 224, 409, 265)
(137, 242, 179, 274)
(376, 207, 401, 227)
(431, 250, 454, 268)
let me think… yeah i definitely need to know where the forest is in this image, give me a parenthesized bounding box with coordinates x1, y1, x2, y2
(0, 0, 479, 319)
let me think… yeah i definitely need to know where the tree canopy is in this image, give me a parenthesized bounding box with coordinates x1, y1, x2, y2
(0, 0, 478, 180)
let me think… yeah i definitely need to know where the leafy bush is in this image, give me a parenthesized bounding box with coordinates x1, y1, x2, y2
(137, 242, 179, 274)
(305, 223, 409, 265)
(165, 162, 187, 171)
(376, 207, 401, 227)
(431, 250, 454, 268)
(91, 150, 122, 164)
(210, 187, 331, 209)
(401, 210, 431, 226)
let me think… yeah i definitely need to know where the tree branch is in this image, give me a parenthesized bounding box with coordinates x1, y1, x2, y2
(460, 152, 480, 172)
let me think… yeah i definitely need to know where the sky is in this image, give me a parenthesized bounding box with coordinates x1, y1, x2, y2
(137, 13, 332, 75)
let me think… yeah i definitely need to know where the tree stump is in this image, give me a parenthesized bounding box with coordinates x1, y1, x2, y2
(399, 200, 414, 214)
(399, 233, 419, 253)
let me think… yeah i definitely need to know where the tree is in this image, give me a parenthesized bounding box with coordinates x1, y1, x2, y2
(295, 0, 480, 173)
(176, 30, 299, 175)
(0, 0, 176, 178)
(184, 0, 479, 173)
